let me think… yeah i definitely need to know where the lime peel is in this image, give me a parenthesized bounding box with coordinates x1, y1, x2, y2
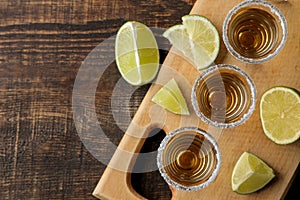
(260, 86, 300, 144)
(151, 78, 189, 115)
(232, 152, 275, 194)
(115, 21, 159, 86)
(163, 14, 220, 70)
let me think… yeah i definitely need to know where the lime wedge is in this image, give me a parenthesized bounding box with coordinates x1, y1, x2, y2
(232, 152, 275, 194)
(152, 78, 189, 115)
(163, 15, 220, 70)
(260, 86, 300, 144)
(115, 21, 159, 86)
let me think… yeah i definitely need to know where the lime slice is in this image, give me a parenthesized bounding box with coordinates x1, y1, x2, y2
(152, 78, 189, 115)
(232, 152, 275, 194)
(260, 86, 300, 144)
(163, 15, 220, 70)
(115, 21, 159, 86)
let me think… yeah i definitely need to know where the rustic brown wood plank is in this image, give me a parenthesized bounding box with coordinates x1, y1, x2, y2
(0, 0, 199, 199)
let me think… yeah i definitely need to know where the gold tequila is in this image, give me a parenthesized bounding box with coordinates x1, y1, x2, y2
(192, 64, 256, 128)
(223, 0, 287, 63)
(157, 127, 221, 191)
(228, 8, 278, 59)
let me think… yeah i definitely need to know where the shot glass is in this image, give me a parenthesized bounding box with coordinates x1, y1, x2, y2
(191, 64, 256, 128)
(157, 127, 221, 191)
(222, 0, 288, 63)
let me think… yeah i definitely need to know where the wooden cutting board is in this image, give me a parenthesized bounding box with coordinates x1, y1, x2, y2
(93, 0, 300, 199)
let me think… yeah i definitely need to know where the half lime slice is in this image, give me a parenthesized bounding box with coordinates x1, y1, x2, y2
(260, 86, 300, 144)
(115, 21, 159, 86)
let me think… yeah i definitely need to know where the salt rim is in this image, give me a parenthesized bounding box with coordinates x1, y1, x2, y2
(157, 127, 222, 192)
(191, 64, 257, 129)
(222, 0, 288, 64)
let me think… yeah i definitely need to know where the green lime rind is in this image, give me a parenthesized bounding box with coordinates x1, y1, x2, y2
(231, 152, 275, 194)
(151, 78, 189, 115)
(260, 86, 300, 145)
(115, 21, 160, 86)
(162, 14, 220, 70)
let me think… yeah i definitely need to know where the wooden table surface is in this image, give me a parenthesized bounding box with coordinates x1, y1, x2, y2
(0, 0, 298, 199)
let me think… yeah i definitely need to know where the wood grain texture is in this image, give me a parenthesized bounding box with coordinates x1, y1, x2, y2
(93, 0, 300, 199)
(0, 0, 298, 200)
(0, 0, 195, 199)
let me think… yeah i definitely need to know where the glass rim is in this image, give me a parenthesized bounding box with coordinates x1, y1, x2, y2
(157, 127, 222, 192)
(222, 0, 288, 64)
(191, 64, 257, 128)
